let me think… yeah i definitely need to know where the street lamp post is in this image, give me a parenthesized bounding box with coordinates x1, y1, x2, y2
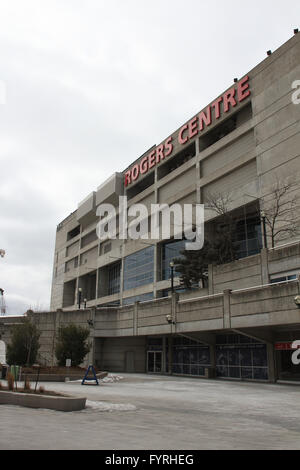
(84, 298, 87, 309)
(170, 261, 174, 294)
(261, 210, 268, 249)
(78, 288, 82, 309)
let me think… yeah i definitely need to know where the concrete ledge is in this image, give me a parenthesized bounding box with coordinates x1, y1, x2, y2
(0, 390, 86, 412)
(20, 371, 108, 382)
(21, 374, 83, 382)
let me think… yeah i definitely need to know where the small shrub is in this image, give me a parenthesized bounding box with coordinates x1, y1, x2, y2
(55, 324, 91, 367)
(7, 372, 14, 391)
(6, 319, 40, 366)
(38, 386, 45, 394)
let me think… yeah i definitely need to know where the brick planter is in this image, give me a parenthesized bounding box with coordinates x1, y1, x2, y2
(0, 390, 86, 412)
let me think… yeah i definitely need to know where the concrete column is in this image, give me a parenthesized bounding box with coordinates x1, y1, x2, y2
(153, 244, 158, 298)
(196, 161, 201, 205)
(209, 344, 216, 370)
(223, 289, 232, 329)
(133, 301, 139, 336)
(168, 336, 173, 375)
(208, 264, 214, 295)
(154, 167, 159, 298)
(74, 277, 79, 308)
(195, 138, 202, 206)
(52, 309, 62, 366)
(120, 255, 124, 306)
(260, 248, 269, 285)
(87, 308, 96, 366)
(95, 267, 100, 300)
(267, 342, 277, 383)
(162, 336, 167, 374)
(92, 307, 96, 364)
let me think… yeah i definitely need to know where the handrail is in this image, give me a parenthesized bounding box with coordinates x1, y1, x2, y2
(268, 239, 300, 251)
(179, 293, 223, 304)
(231, 278, 297, 294)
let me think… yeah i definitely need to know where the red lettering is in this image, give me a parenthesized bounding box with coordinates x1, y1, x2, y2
(198, 106, 212, 131)
(140, 156, 148, 174)
(124, 171, 131, 187)
(223, 87, 237, 113)
(164, 136, 173, 156)
(131, 165, 139, 181)
(238, 75, 251, 102)
(178, 124, 189, 144)
(211, 96, 223, 119)
(156, 144, 165, 163)
(148, 150, 156, 169)
(188, 116, 198, 138)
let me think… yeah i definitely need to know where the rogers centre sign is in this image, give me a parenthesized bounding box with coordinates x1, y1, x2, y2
(124, 75, 251, 187)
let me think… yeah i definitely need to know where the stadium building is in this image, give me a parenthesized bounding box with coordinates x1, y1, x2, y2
(48, 32, 300, 382)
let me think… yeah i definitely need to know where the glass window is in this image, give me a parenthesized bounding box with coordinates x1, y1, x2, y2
(271, 273, 297, 283)
(162, 240, 186, 280)
(233, 216, 262, 259)
(108, 262, 121, 295)
(123, 292, 153, 305)
(216, 341, 268, 381)
(172, 342, 210, 376)
(253, 346, 268, 367)
(123, 246, 154, 291)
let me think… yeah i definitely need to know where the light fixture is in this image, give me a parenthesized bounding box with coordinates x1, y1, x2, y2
(294, 295, 300, 308)
(294, 28, 299, 34)
(166, 314, 176, 325)
(234, 78, 238, 83)
(267, 50, 272, 56)
(78, 288, 82, 309)
(260, 210, 267, 249)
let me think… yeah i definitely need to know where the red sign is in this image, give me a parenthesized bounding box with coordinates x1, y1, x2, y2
(124, 75, 251, 187)
(275, 342, 294, 350)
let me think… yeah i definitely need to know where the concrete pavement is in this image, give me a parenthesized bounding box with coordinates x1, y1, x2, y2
(0, 374, 300, 450)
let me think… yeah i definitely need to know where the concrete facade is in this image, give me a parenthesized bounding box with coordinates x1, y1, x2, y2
(2, 33, 300, 383)
(50, 32, 300, 312)
(1, 240, 300, 382)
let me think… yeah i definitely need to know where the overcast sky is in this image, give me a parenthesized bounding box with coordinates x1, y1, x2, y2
(0, 0, 299, 315)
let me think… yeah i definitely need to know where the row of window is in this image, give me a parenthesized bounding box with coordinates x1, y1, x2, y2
(146, 333, 269, 381)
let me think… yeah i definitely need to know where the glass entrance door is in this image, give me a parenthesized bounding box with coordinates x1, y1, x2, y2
(147, 351, 162, 373)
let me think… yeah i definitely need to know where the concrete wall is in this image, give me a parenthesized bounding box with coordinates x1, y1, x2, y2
(3, 240, 300, 370)
(96, 336, 146, 373)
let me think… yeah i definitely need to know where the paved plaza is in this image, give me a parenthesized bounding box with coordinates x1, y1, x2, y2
(1, 374, 300, 450)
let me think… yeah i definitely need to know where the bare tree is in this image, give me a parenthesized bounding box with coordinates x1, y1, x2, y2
(206, 178, 300, 250)
(261, 178, 300, 248)
(204, 191, 238, 263)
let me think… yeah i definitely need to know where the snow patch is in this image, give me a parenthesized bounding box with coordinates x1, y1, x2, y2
(85, 400, 137, 412)
(101, 374, 124, 383)
(69, 373, 124, 384)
